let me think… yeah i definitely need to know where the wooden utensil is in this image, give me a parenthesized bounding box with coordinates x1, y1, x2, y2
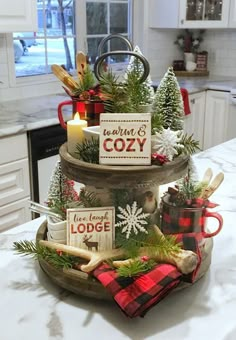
(201, 168, 213, 185)
(51, 64, 78, 91)
(200, 172, 224, 199)
(76, 51, 88, 83)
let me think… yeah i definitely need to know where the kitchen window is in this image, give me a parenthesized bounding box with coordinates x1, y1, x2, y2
(13, 0, 132, 79)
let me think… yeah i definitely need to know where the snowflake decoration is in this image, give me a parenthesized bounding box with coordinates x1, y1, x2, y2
(115, 201, 149, 239)
(151, 128, 183, 161)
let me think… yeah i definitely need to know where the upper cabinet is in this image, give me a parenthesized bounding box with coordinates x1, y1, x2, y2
(0, 0, 37, 32)
(149, 0, 231, 29)
(179, 0, 230, 28)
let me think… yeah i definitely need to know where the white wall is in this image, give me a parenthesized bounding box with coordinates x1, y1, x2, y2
(146, 28, 182, 79)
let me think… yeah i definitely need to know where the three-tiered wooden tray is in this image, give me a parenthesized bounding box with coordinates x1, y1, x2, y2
(36, 143, 214, 299)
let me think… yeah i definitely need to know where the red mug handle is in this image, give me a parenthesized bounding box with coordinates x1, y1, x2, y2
(202, 210, 223, 238)
(58, 100, 72, 129)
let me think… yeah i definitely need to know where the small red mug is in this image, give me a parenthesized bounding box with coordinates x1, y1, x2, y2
(58, 98, 104, 129)
(160, 196, 223, 243)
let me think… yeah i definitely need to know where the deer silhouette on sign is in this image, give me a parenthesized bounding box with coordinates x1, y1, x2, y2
(82, 235, 98, 251)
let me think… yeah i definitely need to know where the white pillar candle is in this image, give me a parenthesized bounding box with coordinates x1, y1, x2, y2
(67, 113, 88, 156)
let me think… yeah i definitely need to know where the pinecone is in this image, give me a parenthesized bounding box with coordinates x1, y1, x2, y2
(174, 192, 187, 206)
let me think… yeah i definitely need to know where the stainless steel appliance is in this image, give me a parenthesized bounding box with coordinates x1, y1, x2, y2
(27, 125, 67, 206)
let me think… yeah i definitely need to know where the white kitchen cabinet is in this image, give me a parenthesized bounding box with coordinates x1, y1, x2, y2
(0, 0, 37, 32)
(0, 134, 31, 231)
(184, 91, 206, 150)
(149, 0, 230, 28)
(203, 90, 230, 150)
(229, 0, 236, 27)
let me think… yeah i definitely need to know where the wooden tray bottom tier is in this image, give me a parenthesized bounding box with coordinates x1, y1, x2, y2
(36, 221, 213, 301)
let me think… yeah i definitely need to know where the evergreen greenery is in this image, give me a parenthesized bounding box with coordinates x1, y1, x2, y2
(72, 65, 96, 97)
(125, 46, 154, 111)
(117, 258, 156, 277)
(111, 188, 135, 210)
(79, 188, 102, 208)
(13, 240, 80, 269)
(151, 112, 164, 134)
(46, 161, 80, 220)
(99, 47, 154, 113)
(174, 172, 207, 205)
(75, 137, 99, 164)
(178, 132, 201, 155)
(111, 188, 181, 265)
(115, 228, 181, 260)
(99, 70, 130, 113)
(152, 67, 184, 132)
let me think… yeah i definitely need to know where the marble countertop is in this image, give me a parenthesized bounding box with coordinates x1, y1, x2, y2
(153, 75, 236, 93)
(0, 93, 72, 138)
(1, 139, 236, 340)
(1, 75, 236, 138)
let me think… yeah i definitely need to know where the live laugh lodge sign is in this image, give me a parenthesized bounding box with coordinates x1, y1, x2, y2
(67, 207, 115, 251)
(99, 113, 151, 165)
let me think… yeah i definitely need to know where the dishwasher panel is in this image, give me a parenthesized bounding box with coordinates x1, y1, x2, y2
(28, 125, 67, 205)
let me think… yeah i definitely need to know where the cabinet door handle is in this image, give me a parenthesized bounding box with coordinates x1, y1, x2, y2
(190, 99, 195, 104)
(180, 19, 184, 25)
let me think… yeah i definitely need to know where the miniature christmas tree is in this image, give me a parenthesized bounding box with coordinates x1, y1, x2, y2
(152, 67, 184, 132)
(125, 45, 154, 111)
(46, 161, 80, 219)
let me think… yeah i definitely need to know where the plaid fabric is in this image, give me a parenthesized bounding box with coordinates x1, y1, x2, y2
(160, 199, 219, 235)
(93, 263, 181, 318)
(92, 233, 201, 318)
(175, 232, 202, 283)
(161, 203, 206, 234)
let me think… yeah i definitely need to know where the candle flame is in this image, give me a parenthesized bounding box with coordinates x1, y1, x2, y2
(74, 112, 81, 120)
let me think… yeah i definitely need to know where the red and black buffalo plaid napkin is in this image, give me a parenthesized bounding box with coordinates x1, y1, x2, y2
(92, 233, 201, 318)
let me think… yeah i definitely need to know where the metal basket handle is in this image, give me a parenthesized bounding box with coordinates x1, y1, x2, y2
(97, 33, 133, 56)
(94, 50, 150, 83)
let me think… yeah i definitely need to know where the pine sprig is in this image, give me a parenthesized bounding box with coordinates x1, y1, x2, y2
(99, 70, 130, 113)
(178, 133, 201, 155)
(115, 229, 181, 260)
(72, 65, 96, 97)
(174, 173, 208, 205)
(115, 230, 150, 258)
(79, 188, 102, 207)
(117, 258, 156, 277)
(111, 188, 134, 209)
(75, 137, 99, 163)
(13, 240, 79, 269)
(151, 113, 164, 134)
(144, 231, 181, 259)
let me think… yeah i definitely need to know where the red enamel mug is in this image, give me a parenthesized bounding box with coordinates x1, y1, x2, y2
(58, 98, 104, 129)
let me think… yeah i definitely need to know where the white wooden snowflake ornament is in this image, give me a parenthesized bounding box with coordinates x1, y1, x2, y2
(115, 201, 149, 239)
(151, 128, 183, 161)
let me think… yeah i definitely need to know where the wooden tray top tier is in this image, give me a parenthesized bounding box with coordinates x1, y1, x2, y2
(59, 143, 189, 189)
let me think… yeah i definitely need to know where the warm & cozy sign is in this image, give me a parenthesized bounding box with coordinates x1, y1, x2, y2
(67, 207, 115, 251)
(99, 113, 151, 165)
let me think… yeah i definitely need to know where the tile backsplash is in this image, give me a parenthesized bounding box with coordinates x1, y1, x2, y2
(1, 28, 236, 101)
(201, 29, 236, 77)
(148, 28, 236, 79)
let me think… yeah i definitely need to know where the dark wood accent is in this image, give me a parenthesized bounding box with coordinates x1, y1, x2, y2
(174, 70, 209, 77)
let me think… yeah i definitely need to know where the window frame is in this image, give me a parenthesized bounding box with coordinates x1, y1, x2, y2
(7, 0, 134, 88)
